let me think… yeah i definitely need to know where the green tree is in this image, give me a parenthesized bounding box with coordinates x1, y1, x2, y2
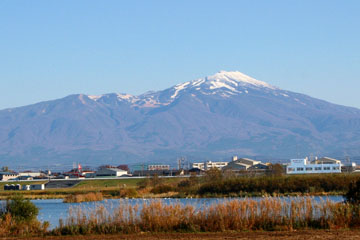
(3, 195, 39, 222)
(150, 174, 163, 187)
(204, 167, 223, 183)
(268, 163, 285, 176)
(345, 180, 360, 204)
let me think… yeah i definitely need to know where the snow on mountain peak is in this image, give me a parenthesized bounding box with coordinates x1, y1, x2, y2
(88, 71, 277, 105)
(88, 95, 103, 101)
(169, 71, 276, 99)
(205, 71, 275, 89)
(171, 82, 191, 99)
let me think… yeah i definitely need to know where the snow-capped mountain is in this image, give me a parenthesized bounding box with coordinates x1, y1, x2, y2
(1, 71, 360, 166)
(87, 71, 277, 107)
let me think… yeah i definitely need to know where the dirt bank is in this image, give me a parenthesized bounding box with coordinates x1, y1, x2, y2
(13, 230, 360, 240)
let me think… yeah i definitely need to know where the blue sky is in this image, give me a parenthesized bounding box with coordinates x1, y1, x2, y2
(0, 0, 359, 109)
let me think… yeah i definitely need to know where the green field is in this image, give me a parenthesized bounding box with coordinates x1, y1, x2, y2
(73, 178, 143, 189)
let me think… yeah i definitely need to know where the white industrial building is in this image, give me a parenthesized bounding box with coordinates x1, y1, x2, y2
(192, 161, 228, 170)
(0, 172, 19, 181)
(147, 164, 170, 171)
(18, 172, 42, 178)
(95, 168, 128, 177)
(286, 157, 341, 174)
(222, 156, 267, 171)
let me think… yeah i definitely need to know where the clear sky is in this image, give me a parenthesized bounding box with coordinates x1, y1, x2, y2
(0, 0, 359, 110)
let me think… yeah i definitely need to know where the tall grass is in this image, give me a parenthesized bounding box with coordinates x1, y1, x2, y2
(0, 214, 49, 237)
(0, 213, 49, 237)
(52, 197, 360, 235)
(0, 195, 49, 237)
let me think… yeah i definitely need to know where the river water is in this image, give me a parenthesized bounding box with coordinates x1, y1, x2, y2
(33, 196, 344, 229)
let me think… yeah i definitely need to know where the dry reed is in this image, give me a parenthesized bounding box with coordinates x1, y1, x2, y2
(0, 213, 49, 237)
(52, 197, 360, 235)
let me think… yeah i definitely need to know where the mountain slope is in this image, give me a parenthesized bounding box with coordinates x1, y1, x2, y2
(1, 71, 360, 166)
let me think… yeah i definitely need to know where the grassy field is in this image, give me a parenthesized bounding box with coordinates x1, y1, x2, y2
(72, 178, 143, 189)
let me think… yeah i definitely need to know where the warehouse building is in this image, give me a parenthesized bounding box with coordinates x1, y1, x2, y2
(222, 157, 264, 171)
(95, 167, 128, 177)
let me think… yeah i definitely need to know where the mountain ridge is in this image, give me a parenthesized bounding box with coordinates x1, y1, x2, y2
(1, 71, 360, 167)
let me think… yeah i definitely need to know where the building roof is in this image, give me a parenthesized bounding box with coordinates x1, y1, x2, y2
(223, 162, 250, 170)
(98, 168, 127, 172)
(248, 163, 269, 169)
(233, 158, 261, 166)
(312, 157, 341, 164)
(318, 157, 340, 162)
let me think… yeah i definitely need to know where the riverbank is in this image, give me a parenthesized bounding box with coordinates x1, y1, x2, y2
(0, 173, 359, 200)
(18, 230, 360, 240)
(0, 189, 347, 200)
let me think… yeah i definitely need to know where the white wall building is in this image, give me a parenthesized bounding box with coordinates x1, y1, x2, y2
(95, 168, 128, 177)
(19, 172, 42, 177)
(192, 161, 228, 170)
(286, 158, 341, 174)
(0, 172, 19, 181)
(147, 165, 170, 171)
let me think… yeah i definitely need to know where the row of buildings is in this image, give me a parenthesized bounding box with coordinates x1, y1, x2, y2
(0, 163, 174, 181)
(192, 156, 270, 172)
(191, 156, 357, 175)
(0, 156, 357, 182)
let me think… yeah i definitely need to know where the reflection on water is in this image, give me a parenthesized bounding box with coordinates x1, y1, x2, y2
(33, 196, 344, 229)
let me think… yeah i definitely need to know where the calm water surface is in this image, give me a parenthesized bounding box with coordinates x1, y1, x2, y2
(33, 196, 344, 229)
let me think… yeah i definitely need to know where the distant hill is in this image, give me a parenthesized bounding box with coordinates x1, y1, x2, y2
(1, 71, 360, 167)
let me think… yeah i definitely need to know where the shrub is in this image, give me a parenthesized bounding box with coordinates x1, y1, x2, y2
(137, 178, 150, 189)
(63, 192, 103, 203)
(177, 179, 191, 188)
(119, 188, 139, 198)
(197, 174, 360, 196)
(0, 195, 48, 237)
(150, 174, 163, 187)
(151, 184, 174, 194)
(204, 168, 223, 183)
(345, 180, 360, 204)
(2, 195, 39, 223)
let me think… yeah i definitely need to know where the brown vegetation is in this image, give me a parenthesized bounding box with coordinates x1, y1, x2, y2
(20, 230, 360, 240)
(52, 197, 360, 236)
(0, 195, 49, 237)
(0, 213, 49, 237)
(63, 192, 103, 203)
